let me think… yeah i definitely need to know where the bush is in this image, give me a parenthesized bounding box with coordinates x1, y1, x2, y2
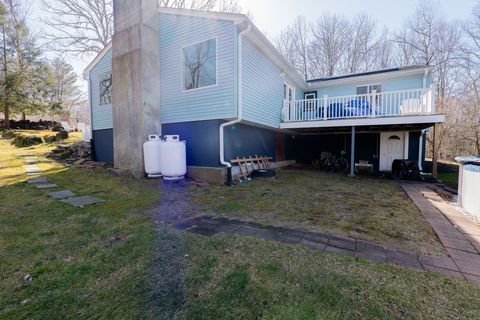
(11, 135, 43, 147)
(43, 135, 57, 143)
(1, 130, 17, 139)
(55, 130, 68, 140)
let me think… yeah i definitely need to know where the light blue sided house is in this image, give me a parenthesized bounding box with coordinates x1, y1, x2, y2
(84, 4, 444, 184)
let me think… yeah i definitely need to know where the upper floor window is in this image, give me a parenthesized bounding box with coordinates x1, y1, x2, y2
(182, 38, 217, 90)
(356, 84, 382, 95)
(99, 72, 112, 105)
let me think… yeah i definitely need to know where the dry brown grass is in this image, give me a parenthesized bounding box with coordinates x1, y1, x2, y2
(191, 168, 445, 255)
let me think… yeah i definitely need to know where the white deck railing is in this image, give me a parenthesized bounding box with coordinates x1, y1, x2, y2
(281, 88, 434, 122)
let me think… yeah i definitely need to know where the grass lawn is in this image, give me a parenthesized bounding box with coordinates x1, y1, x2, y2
(191, 169, 445, 255)
(0, 133, 160, 318)
(437, 172, 459, 190)
(2, 132, 480, 319)
(156, 227, 480, 319)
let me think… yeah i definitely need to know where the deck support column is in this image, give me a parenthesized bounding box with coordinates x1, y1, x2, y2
(349, 126, 355, 177)
(432, 123, 438, 178)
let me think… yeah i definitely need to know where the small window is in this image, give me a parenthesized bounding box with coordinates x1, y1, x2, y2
(99, 73, 112, 106)
(356, 85, 368, 95)
(356, 84, 382, 95)
(183, 38, 217, 90)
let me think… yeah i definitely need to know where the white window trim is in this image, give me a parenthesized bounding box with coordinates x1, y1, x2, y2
(356, 83, 382, 94)
(304, 92, 316, 100)
(283, 81, 295, 101)
(181, 37, 218, 92)
(98, 71, 112, 106)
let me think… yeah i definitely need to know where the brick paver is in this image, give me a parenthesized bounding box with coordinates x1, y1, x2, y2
(402, 183, 480, 284)
(172, 182, 480, 286)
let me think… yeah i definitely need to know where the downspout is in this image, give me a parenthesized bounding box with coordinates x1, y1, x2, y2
(219, 23, 251, 185)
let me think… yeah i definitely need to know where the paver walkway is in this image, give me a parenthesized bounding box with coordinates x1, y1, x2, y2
(171, 182, 480, 285)
(173, 215, 470, 281)
(401, 183, 480, 284)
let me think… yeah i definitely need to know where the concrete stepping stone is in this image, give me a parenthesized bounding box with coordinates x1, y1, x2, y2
(24, 159, 39, 164)
(60, 196, 105, 207)
(15, 152, 33, 157)
(23, 165, 42, 174)
(48, 190, 75, 199)
(27, 177, 48, 184)
(36, 184, 58, 189)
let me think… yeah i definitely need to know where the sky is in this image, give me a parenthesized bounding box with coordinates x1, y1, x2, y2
(30, 0, 477, 89)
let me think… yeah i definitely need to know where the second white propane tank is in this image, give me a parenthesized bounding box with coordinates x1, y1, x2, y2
(160, 135, 186, 180)
(143, 134, 162, 178)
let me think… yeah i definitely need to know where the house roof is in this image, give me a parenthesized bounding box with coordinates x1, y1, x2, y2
(83, 8, 433, 90)
(306, 65, 433, 85)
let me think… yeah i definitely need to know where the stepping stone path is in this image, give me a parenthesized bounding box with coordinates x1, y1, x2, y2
(24, 157, 39, 164)
(174, 212, 479, 285)
(35, 184, 58, 189)
(23, 165, 42, 175)
(15, 152, 33, 157)
(48, 190, 75, 199)
(27, 177, 48, 184)
(16, 152, 105, 208)
(60, 196, 105, 207)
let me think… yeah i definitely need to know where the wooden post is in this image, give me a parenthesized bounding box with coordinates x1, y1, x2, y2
(432, 123, 438, 178)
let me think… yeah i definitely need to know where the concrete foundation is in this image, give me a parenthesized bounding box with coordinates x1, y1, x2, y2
(187, 166, 228, 185)
(187, 160, 296, 185)
(112, 0, 161, 176)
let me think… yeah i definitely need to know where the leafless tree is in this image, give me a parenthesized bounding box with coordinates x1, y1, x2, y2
(393, 0, 465, 170)
(275, 16, 309, 80)
(393, 0, 440, 66)
(374, 27, 394, 69)
(344, 14, 377, 74)
(42, 0, 247, 57)
(309, 13, 350, 77)
(42, 0, 113, 56)
(457, 2, 480, 155)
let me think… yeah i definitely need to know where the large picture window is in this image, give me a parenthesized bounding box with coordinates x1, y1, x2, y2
(182, 38, 217, 90)
(99, 73, 112, 105)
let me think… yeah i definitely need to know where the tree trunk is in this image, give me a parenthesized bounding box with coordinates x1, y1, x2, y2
(21, 112, 25, 121)
(2, 19, 9, 130)
(3, 101, 9, 129)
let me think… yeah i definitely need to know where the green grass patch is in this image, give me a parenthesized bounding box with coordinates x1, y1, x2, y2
(0, 136, 160, 319)
(191, 169, 445, 255)
(154, 228, 480, 319)
(437, 172, 458, 189)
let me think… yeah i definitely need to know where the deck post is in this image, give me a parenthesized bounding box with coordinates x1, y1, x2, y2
(432, 123, 438, 178)
(349, 126, 355, 177)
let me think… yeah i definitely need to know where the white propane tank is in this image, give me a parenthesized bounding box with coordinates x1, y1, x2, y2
(160, 135, 187, 180)
(143, 134, 162, 178)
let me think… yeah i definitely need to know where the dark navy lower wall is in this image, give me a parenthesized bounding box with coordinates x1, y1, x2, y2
(163, 120, 222, 167)
(287, 133, 381, 171)
(92, 129, 114, 163)
(162, 120, 289, 167)
(224, 123, 278, 162)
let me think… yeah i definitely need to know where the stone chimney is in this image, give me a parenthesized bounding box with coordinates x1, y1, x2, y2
(112, 0, 161, 176)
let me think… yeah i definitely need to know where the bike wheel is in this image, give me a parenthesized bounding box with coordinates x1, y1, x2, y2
(335, 158, 349, 172)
